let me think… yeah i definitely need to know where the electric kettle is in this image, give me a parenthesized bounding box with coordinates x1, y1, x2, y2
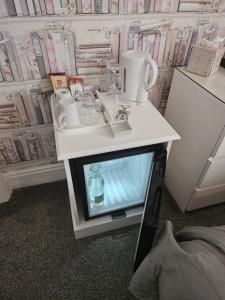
(120, 50, 158, 102)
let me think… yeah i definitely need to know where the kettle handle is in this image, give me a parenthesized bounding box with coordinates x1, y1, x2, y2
(144, 57, 158, 91)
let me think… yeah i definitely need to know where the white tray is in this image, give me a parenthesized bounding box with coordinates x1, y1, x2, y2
(110, 121, 132, 137)
(51, 94, 133, 137)
(51, 95, 108, 134)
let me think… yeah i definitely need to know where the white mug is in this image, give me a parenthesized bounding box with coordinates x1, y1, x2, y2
(57, 97, 80, 129)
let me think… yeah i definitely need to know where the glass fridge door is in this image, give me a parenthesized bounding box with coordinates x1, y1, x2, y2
(134, 148, 167, 271)
(83, 152, 154, 219)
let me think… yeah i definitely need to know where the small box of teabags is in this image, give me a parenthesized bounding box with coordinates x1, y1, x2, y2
(187, 44, 225, 77)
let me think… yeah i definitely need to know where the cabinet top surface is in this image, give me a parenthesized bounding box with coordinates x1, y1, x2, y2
(177, 67, 225, 104)
(53, 99, 180, 160)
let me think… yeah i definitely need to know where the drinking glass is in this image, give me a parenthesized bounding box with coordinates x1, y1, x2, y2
(77, 93, 100, 126)
(99, 58, 121, 101)
(106, 61, 121, 99)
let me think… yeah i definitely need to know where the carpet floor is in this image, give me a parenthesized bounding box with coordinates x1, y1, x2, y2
(0, 180, 225, 300)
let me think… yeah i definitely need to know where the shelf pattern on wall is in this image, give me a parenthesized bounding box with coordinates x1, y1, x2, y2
(0, 2, 224, 171)
(1, 0, 225, 17)
(0, 88, 53, 130)
(0, 157, 57, 173)
(0, 124, 56, 168)
(1, 21, 224, 81)
(0, 12, 225, 23)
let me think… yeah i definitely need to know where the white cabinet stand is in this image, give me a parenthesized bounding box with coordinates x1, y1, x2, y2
(165, 67, 225, 211)
(52, 98, 179, 238)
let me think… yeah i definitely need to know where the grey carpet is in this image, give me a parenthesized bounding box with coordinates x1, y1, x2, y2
(0, 181, 225, 300)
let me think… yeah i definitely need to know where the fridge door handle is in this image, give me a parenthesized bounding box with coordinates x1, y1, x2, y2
(111, 210, 126, 220)
(148, 185, 163, 224)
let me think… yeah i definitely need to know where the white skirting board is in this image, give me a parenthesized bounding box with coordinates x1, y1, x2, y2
(2, 162, 66, 191)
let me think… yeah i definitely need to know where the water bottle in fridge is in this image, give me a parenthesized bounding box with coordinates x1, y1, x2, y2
(89, 163, 104, 207)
